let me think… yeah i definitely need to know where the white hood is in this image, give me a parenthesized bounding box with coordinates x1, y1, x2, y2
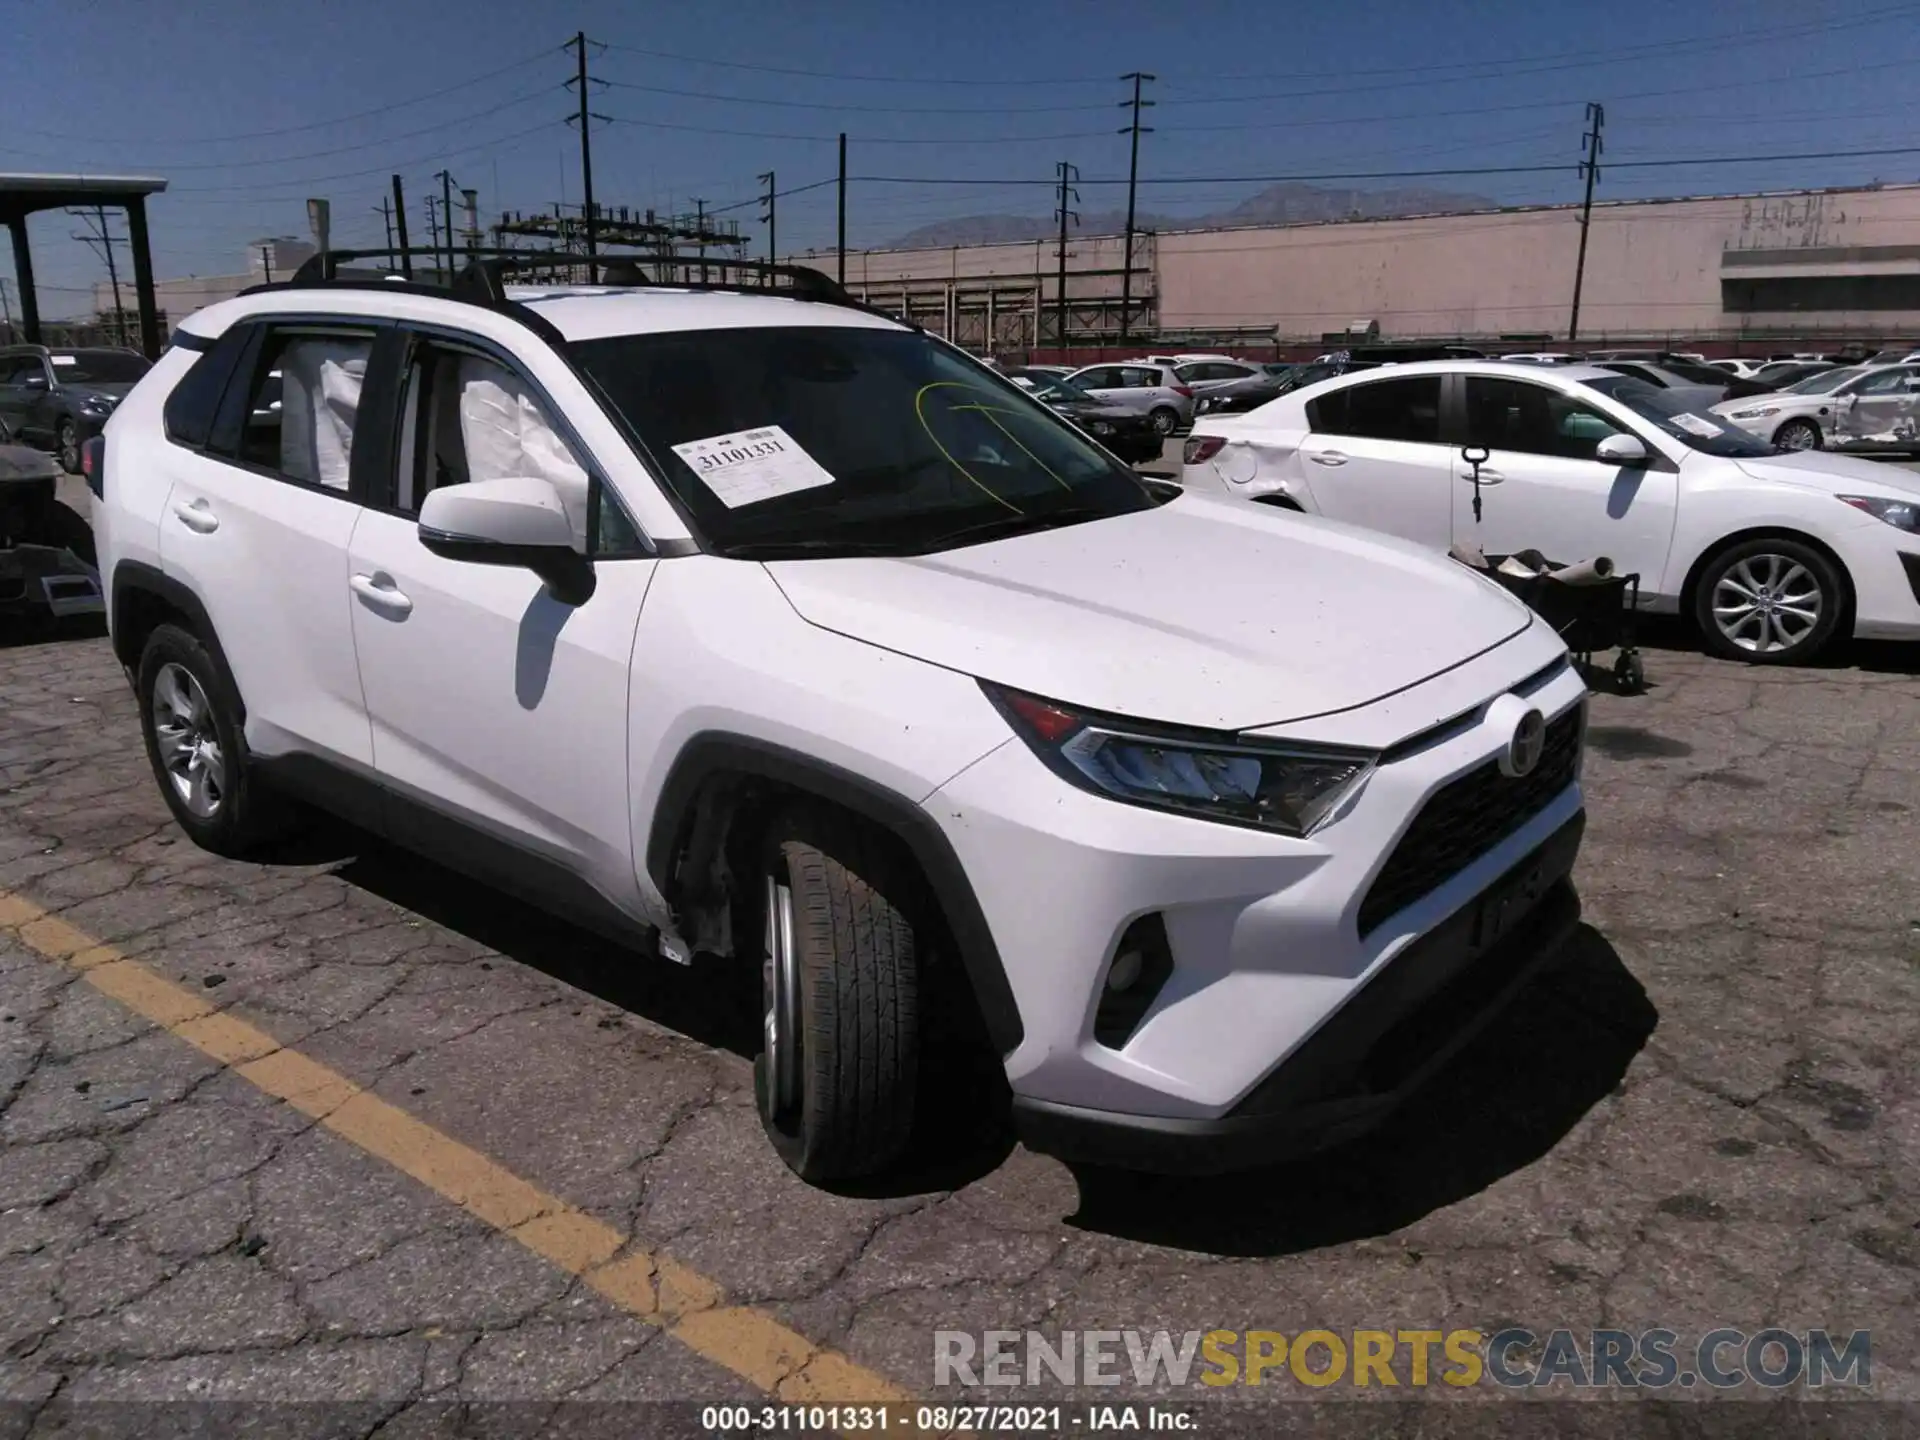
(1733, 450, 1920, 496)
(765, 496, 1534, 731)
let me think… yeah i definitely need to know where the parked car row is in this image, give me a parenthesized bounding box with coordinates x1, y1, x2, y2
(1182, 357, 1920, 665)
(0, 344, 152, 473)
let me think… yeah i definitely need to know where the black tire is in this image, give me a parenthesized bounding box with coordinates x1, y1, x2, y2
(135, 623, 290, 856)
(1691, 537, 1846, 665)
(1148, 406, 1179, 436)
(1773, 418, 1821, 452)
(754, 805, 920, 1182)
(57, 419, 80, 475)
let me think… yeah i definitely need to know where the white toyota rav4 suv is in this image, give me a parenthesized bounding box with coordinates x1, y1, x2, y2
(91, 257, 1589, 1182)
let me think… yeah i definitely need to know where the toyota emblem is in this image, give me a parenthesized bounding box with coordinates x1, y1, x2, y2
(1503, 708, 1547, 778)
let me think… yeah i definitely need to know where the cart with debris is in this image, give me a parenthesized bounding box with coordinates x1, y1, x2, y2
(1452, 446, 1647, 694)
(1, 425, 105, 626)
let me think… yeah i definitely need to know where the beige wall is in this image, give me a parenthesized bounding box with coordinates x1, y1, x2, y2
(826, 185, 1920, 344)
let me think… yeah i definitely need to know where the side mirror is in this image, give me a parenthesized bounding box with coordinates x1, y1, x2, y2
(418, 475, 595, 605)
(20, 373, 49, 391)
(1595, 433, 1649, 465)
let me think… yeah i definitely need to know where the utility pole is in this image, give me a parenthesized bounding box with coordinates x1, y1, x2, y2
(837, 133, 848, 287)
(1054, 161, 1079, 354)
(1117, 72, 1155, 346)
(694, 198, 708, 283)
(376, 198, 394, 268)
(425, 196, 442, 277)
(69, 206, 126, 345)
(759, 170, 776, 269)
(435, 170, 458, 280)
(568, 31, 604, 282)
(1569, 102, 1605, 343)
(391, 175, 413, 281)
(259, 245, 273, 285)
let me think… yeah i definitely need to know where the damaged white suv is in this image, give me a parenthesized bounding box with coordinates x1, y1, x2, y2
(92, 257, 1588, 1181)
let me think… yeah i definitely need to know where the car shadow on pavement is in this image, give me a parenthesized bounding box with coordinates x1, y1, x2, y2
(283, 818, 1022, 1195)
(1062, 923, 1655, 1257)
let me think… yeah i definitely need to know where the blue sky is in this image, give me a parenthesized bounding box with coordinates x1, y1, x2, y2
(5, 0, 1920, 317)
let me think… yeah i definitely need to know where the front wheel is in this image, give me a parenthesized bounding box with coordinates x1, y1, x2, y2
(1773, 418, 1821, 452)
(1148, 406, 1179, 436)
(755, 806, 920, 1182)
(1692, 538, 1845, 665)
(57, 419, 80, 475)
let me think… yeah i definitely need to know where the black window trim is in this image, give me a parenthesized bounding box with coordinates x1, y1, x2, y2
(1306, 370, 1448, 446)
(162, 322, 253, 452)
(371, 318, 658, 559)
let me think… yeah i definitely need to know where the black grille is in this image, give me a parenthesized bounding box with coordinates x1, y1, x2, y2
(1357, 707, 1582, 937)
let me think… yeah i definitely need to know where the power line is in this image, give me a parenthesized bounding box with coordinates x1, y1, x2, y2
(5, 45, 566, 147)
(164, 120, 571, 195)
(599, 114, 1113, 145)
(597, 40, 1115, 87)
(40, 88, 562, 173)
(598, 78, 1112, 115)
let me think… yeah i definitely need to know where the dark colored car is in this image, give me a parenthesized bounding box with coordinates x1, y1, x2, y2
(0, 345, 152, 473)
(0, 413, 64, 546)
(1015, 374, 1164, 463)
(1193, 370, 1288, 416)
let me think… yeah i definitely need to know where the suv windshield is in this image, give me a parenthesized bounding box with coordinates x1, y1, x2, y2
(50, 350, 150, 384)
(573, 326, 1156, 558)
(1582, 376, 1776, 457)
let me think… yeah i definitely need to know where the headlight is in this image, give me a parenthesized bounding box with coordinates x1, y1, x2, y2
(1839, 495, 1920, 531)
(1090, 420, 1113, 435)
(1727, 406, 1778, 419)
(983, 683, 1376, 837)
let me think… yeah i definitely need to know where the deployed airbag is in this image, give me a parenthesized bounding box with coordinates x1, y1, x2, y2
(458, 357, 590, 546)
(279, 341, 366, 492)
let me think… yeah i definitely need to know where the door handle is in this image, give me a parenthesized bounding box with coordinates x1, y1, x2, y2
(350, 573, 413, 617)
(1466, 468, 1505, 485)
(170, 497, 219, 533)
(1305, 450, 1348, 466)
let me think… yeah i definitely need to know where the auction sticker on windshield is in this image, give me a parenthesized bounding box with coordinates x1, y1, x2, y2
(1670, 413, 1724, 438)
(671, 425, 835, 509)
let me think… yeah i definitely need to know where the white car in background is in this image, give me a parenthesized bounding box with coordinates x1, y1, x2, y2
(1710, 364, 1920, 453)
(1709, 358, 1769, 379)
(1182, 359, 1920, 664)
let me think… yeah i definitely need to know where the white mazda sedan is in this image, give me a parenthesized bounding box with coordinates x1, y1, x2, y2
(1183, 359, 1920, 664)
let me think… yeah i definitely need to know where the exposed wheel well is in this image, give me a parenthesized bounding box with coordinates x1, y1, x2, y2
(647, 741, 1022, 1055)
(1252, 493, 1304, 511)
(112, 584, 193, 671)
(1680, 528, 1857, 632)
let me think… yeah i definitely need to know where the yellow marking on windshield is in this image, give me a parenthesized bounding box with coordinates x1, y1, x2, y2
(951, 404, 1073, 492)
(913, 381, 1024, 514)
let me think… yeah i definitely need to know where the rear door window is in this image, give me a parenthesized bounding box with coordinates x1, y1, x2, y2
(1305, 375, 1443, 444)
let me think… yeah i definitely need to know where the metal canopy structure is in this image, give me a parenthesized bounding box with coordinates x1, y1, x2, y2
(1, 173, 169, 359)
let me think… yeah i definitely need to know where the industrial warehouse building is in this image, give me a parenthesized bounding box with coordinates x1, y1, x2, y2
(813, 182, 1920, 356)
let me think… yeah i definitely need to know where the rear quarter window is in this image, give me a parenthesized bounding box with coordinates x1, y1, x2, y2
(1305, 375, 1443, 444)
(162, 326, 251, 449)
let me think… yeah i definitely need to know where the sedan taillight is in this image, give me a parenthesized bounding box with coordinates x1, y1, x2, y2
(82, 436, 106, 500)
(1172, 385, 1194, 398)
(1184, 435, 1226, 465)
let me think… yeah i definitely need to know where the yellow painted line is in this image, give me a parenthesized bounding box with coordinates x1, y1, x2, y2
(0, 888, 914, 1410)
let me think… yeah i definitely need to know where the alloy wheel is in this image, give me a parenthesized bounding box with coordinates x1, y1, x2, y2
(1711, 553, 1823, 655)
(762, 872, 802, 1123)
(150, 663, 227, 818)
(58, 422, 79, 474)
(1776, 422, 1817, 451)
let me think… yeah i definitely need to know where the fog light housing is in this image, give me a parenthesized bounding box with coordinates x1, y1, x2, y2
(1093, 914, 1174, 1049)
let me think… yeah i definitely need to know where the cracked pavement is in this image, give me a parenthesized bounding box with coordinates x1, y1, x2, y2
(2, 592, 1918, 1427)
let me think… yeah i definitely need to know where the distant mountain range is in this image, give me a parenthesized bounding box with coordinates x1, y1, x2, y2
(880, 182, 1500, 249)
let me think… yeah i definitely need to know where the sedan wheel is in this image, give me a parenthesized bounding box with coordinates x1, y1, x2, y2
(1149, 406, 1178, 436)
(1774, 419, 1821, 451)
(58, 420, 80, 474)
(1694, 539, 1845, 665)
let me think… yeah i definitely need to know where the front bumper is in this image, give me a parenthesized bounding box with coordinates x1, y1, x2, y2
(927, 644, 1589, 1130)
(1012, 812, 1583, 1172)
